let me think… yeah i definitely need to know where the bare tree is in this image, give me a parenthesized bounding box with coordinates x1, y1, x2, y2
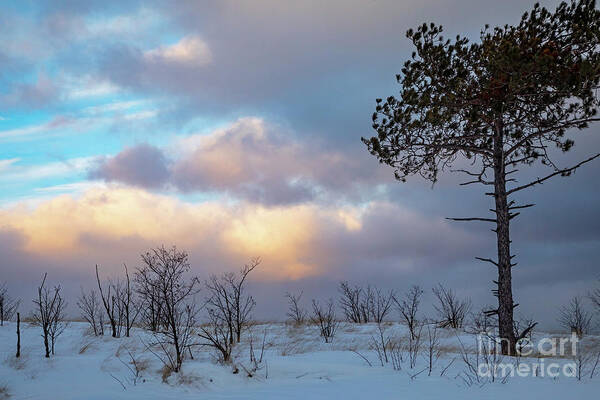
(371, 287, 395, 324)
(31, 273, 67, 357)
(311, 299, 338, 343)
(0, 282, 20, 326)
(48, 295, 67, 355)
(96, 265, 120, 338)
(77, 288, 103, 336)
(338, 281, 364, 323)
(205, 258, 260, 344)
(121, 264, 140, 337)
(432, 284, 471, 329)
(558, 296, 593, 338)
(394, 285, 423, 340)
(136, 246, 200, 373)
(285, 291, 307, 325)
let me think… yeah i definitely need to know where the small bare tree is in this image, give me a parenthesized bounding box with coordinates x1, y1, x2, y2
(136, 246, 200, 373)
(371, 287, 395, 324)
(311, 299, 338, 343)
(394, 285, 423, 340)
(205, 258, 260, 344)
(558, 296, 593, 338)
(338, 281, 367, 323)
(32, 273, 67, 357)
(0, 282, 20, 326)
(285, 291, 307, 325)
(96, 265, 120, 338)
(77, 288, 103, 336)
(432, 284, 471, 329)
(120, 265, 140, 337)
(48, 296, 67, 355)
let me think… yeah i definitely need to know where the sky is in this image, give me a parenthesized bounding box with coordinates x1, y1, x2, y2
(1, 0, 599, 328)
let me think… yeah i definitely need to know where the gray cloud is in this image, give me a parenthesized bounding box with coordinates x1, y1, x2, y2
(88, 118, 393, 204)
(89, 143, 171, 189)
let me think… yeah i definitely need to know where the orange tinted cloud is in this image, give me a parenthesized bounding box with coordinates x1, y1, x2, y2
(0, 186, 364, 280)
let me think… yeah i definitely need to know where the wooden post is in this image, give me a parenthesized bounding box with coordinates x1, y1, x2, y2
(16, 312, 21, 358)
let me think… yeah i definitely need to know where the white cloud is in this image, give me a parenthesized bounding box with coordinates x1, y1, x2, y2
(144, 36, 212, 65)
(0, 158, 20, 172)
(0, 157, 95, 183)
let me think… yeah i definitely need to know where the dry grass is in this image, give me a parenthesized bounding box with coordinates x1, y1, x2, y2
(160, 364, 173, 383)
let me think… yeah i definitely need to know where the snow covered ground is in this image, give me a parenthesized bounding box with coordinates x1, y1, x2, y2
(1, 321, 599, 399)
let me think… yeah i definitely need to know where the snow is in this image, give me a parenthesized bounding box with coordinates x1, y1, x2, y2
(1, 321, 598, 399)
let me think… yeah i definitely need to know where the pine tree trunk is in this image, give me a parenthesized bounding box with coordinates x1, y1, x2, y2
(493, 119, 516, 355)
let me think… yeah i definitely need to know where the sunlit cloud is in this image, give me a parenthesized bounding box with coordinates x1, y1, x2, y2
(144, 36, 212, 65)
(0, 186, 361, 280)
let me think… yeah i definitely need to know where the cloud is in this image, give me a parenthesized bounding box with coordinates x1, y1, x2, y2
(89, 144, 170, 189)
(0, 73, 59, 109)
(145, 35, 212, 65)
(87, 117, 392, 204)
(0, 186, 481, 283)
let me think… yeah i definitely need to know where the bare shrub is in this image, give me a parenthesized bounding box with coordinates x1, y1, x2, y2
(136, 246, 200, 373)
(371, 287, 395, 324)
(31, 273, 67, 357)
(198, 309, 235, 363)
(77, 288, 103, 336)
(389, 340, 403, 371)
(0, 282, 20, 326)
(394, 285, 423, 340)
(339, 282, 393, 323)
(369, 323, 391, 366)
(239, 329, 268, 378)
(456, 332, 508, 386)
(311, 299, 338, 343)
(405, 323, 423, 369)
(117, 348, 148, 386)
(338, 281, 369, 323)
(432, 284, 471, 329)
(204, 258, 260, 345)
(558, 296, 593, 338)
(285, 291, 307, 325)
(424, 323, 441, 376)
